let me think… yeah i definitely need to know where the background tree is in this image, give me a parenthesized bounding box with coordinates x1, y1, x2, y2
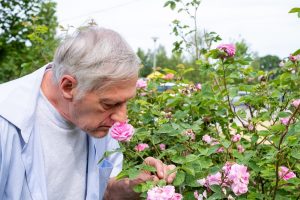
(0, 0, 58, 83)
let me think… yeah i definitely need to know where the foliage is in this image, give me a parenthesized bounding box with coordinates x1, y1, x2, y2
(137, 45, 193, 79)
(0, 0, 58, 82)
(122, 44, 300, 199)
(115, 1, 300, 199)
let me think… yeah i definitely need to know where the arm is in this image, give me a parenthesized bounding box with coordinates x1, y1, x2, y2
(104, 157, 176, 200)
(104, 177, 141, 200)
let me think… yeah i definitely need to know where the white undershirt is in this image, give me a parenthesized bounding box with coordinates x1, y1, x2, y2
(35, 89, 88, 200)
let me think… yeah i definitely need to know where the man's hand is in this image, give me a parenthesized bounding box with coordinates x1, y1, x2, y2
(104, 157, 176, 200)
(134, 157, 176, 184)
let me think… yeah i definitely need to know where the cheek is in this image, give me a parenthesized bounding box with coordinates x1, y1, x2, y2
(74, 106, 111, 126)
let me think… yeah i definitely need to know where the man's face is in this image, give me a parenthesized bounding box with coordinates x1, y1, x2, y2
(68, 78, 137, 138)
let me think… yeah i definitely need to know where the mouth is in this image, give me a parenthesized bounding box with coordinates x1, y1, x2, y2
(96, 126, 111, 131)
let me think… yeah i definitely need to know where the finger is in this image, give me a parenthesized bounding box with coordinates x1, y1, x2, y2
(166, 165, 177, 184)
(151, 175, 160, 184)
(144, 157, 164, 179)
(163, 165, 169, 180)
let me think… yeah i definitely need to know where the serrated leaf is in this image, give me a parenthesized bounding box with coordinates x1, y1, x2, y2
(181, 165, 195, 176)
(173, 170, 185, 186)
(291, 148, 300, 159)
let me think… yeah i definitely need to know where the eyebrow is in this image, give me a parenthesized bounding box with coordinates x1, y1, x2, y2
(101, 94, 136, 104)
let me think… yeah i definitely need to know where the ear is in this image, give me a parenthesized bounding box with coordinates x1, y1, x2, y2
(59, 75, 77, 100)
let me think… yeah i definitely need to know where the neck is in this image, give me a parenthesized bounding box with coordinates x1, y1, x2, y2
(41, 70, 70, 121)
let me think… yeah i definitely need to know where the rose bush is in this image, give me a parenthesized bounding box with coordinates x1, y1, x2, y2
(108, 1, 300, 199)
(113, 42, 300, 199)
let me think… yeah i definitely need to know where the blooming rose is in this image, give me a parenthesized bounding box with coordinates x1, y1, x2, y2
(206, 172, 222, 186)
(227, 164, 250, 196)
(202, 162, 250, 196)
(216, 147, 224, 153)
(237, 144, 245, 153)
(196, 178, 206, 186)
(147, 185, 182, 200)
(279, 166, 296, 181)
(279, 61, 285, 67)
(289, 54, 300, 62)
(110, 122, 134, 142)
(280, 117, 290, 125)
(247, 123, 254, 131)
(159, 143, 166, 151)
(195, 83, 202, 90)
(194, 190, 207, 200)
(292, 99, 300, 108)
(135, 143, 149, 152)
(183, 129, 195, 140)
(202, 134, 212, 144)
(163, 73, 175, 80)
(231, 134, 241, 142)
(217, 44, 236, 58)
(136, 78, 147, 89)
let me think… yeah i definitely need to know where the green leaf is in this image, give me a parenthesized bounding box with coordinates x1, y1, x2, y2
(172, 170, 185, 186)
(181, 165, 195, 176)
(185, 154, 199, 163)
(293, 48, 300, 55)
(220, 139, 231, 148)
(210, 185, 222, 194)
(207, 192, 223, 200)
(171, 155, 185, 164)
(288, 8, 300, 13)
(138, 164, 157, 173)
(291, 148, 300, 159)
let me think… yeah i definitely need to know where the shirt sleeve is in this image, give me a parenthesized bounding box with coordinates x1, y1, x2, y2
(0, 116, 12, 197)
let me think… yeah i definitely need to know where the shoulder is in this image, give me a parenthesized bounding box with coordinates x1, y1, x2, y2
(0, 116, 21, 146)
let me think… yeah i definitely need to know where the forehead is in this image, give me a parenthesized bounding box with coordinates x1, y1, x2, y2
(95, 78, 137, 102)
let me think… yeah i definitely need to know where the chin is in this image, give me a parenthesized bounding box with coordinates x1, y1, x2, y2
(88, 129, 110, 139)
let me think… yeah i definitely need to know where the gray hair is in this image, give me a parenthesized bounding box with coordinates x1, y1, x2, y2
(52, 26, 140, 97)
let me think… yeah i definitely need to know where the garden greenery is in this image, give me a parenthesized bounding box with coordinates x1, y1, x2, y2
(116, 1, 300, 199)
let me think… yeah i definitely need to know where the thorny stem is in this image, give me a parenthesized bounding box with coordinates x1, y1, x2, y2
(221, 61, 246, 128)
(272, 104, 300, 199)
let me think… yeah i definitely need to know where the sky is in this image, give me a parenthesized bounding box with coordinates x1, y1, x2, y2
(55, 0, 300, 59)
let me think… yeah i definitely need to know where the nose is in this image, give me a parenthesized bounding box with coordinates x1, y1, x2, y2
(110, 103, 128, 123)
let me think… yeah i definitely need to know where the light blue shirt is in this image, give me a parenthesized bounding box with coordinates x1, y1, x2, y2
(0, 64, 123, 200)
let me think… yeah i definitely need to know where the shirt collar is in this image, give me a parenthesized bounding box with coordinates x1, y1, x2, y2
(0, 64, 49, 143)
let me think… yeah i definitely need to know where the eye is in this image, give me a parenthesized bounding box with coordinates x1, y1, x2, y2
(102, 103, 116, 109)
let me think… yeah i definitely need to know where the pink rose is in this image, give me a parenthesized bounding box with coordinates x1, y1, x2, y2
(135, 143, 149, 152)
(147, 185, 182, 200)
(159, 143, 166, 151)
(247, 124, 254, 131)
(279, 61, 285, 67)
(183, 129, 195, 140)
(279, 166, 296, 181)
(280, 117, 290, 125)
(206, 172, 222, 186)
(110, 122, 134, 142)
(194, 191, 199, 199)
(164, 73, 174, 80)
(217, 44, 236, 58)
(172, 193, 183, 200)
(289, 54, 300, 62)
(196, 178, 206, 186)
(216, 147, 224, 153)
(231, 134, 241, 142)
(202, 134, 212, 144)
(227, 164, 250, 196)
(195, 83, 202, 90)
(136, 78, 147, 89)
(237, 144, 245, 153)
(292, 99, 300, 108)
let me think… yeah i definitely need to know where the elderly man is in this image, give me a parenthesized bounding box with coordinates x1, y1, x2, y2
(0, 26, 175, 200)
